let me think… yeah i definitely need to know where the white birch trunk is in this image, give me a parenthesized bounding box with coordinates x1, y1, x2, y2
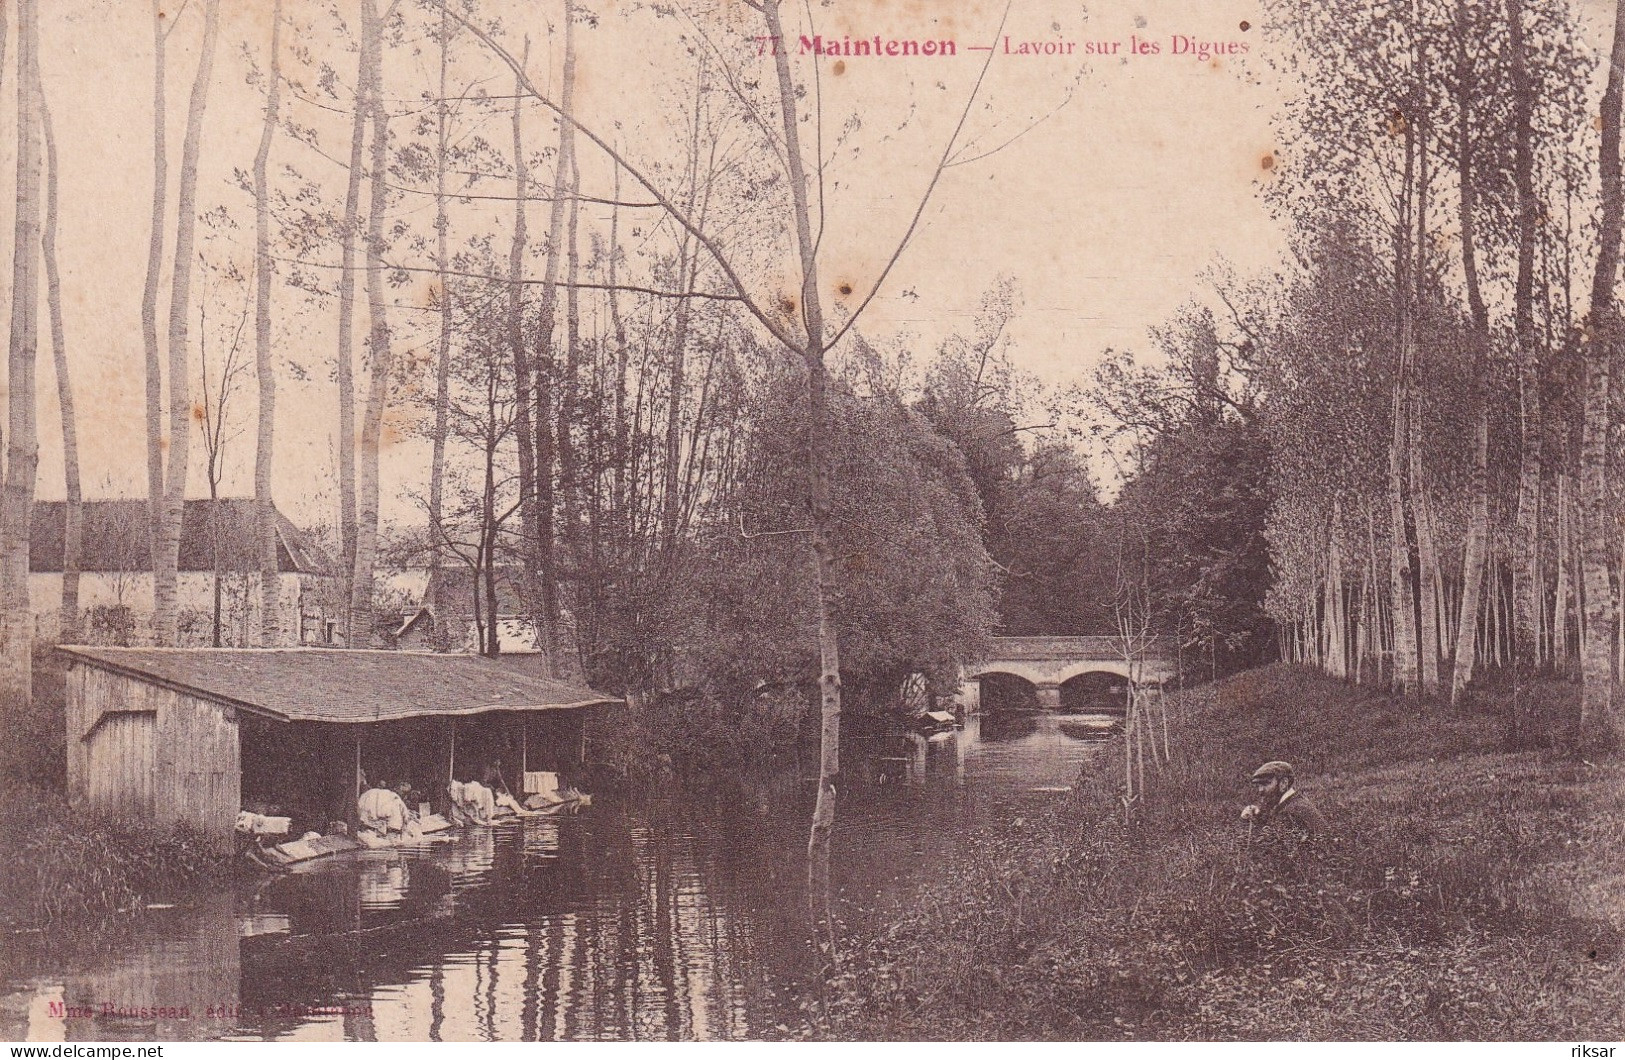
(42, 91, 80, 644)
(156, 0, 222, 646)
(351, 0, 392, 646)
(253, 0, 283, 647)
(2, 0, 42, 710)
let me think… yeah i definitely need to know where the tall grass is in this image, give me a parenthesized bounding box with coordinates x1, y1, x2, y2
(0, 781, 232, 931)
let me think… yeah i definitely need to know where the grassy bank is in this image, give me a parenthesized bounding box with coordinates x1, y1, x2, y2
(0, 781, 233, 932)
(821, 665, 1625, 1040)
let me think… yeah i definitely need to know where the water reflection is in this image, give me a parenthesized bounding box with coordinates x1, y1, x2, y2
(3, 714, 1111, 1041)
(978, 712, 1038, 742)
(16, 894, 242, 1043)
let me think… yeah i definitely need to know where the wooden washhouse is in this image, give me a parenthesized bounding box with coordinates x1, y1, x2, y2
(58, 647, 620, 853)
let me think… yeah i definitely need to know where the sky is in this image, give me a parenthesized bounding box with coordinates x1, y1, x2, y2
(7, 0, 1616, 528)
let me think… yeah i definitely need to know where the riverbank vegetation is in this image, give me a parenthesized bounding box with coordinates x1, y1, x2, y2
(820, 666, 1624, 1039)
(0, 780, 233, 932)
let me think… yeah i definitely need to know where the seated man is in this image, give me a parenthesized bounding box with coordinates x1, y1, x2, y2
(1241, 760, 1328, 835)
(357, 780, 411, 836)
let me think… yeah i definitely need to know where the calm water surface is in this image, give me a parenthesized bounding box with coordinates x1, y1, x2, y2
(2, 714, 1114, 1042)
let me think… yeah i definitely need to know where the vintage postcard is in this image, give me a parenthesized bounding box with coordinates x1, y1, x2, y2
(0, 0, 1621, 1045)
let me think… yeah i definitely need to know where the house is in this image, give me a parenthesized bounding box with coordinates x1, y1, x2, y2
(394, 565, 545, 654)
(58, 646, 621, 853)
(29, 499, 337, 647)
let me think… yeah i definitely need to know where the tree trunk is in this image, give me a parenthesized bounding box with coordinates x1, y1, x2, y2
(334, 0, 372, 646)
(209, 464, 222, 647)
(41, 90, 80, 645)
(761, 0, 842, 942)
(558, 128, 584, 670)
(253, 0, 284, 648)
(1578, 0, 1625, 751)
(1506, 0, 1543, 676)
(530, 0, 578, 672)
(1409, 112, 1441, 699)
(144, 2, 171, 645)
(2, 0, 42, 711)
(1386, 104, 1421, 696)
(1449, 50, 1491, 706)
(1555, 473, 1571, 668)
(607, 166, 630, 563)
(154, 0, 222, 647)
(507, 40, 544, 669)
(352, 0, 392, 648)
(1413, 480, 1443, 695)
(428, 1, 454, 651)
(1450, 417, 1489, 704)
(482, 415, 500, 657)
(660, 86, 706, 559)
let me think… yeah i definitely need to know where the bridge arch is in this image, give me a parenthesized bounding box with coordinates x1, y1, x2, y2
(973, 670, 1040, 713)
(1059, 670, 1129, 713)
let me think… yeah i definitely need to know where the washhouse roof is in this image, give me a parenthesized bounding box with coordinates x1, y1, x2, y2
(57, 646, 619, 724)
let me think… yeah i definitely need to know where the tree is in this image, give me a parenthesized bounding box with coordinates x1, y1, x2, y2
(253, 0, 285, 648)
(141, 0, 172, 645)
(1577, 0, 1625, 750)
(332, 0, 375, 645)
(151, 0, 224, 646)
(525, 0, 576, 674)
(1507, 0, 1546, 726)
(700, 369, 996, 702)
(1091, 290, 1274, 677)
(196, 273, 252, 646)
(1, 0, 43, 711)
(981, 443, 1115, 637)
(915, 289, 1116, 638)
(431, 287, 525, 657)
(350, 0, 398, 647)
(426, 0, 458, 652)
(41, 87, 80, 644)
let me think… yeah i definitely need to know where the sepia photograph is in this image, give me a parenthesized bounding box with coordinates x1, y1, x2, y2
(0, 0, 1621, 1044)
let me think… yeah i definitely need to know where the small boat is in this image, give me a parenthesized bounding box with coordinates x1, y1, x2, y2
(913, 709, 959, 735)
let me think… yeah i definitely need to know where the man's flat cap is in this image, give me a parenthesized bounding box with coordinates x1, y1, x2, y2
(1251, 760, 1294, 779)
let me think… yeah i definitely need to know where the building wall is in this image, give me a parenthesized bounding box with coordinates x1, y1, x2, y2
(66, 663, 242, 853)
(32, 572, 334, 647)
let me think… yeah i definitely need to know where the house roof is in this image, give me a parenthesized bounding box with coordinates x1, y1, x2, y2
(30, 499, 333, 575)
(423, 566, 529, 618)
(58, 646, 619, 724)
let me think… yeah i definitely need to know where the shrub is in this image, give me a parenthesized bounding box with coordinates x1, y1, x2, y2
(587, 685, 811, 789)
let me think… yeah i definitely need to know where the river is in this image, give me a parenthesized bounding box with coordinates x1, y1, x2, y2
(1, 713, 1116, 1042)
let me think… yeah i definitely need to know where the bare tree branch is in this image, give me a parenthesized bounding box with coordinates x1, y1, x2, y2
(820, 1, 1012, 356)
(439, 1, 801, 352)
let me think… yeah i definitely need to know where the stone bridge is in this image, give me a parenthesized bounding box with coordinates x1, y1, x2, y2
(958, 636, 1178, 713)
